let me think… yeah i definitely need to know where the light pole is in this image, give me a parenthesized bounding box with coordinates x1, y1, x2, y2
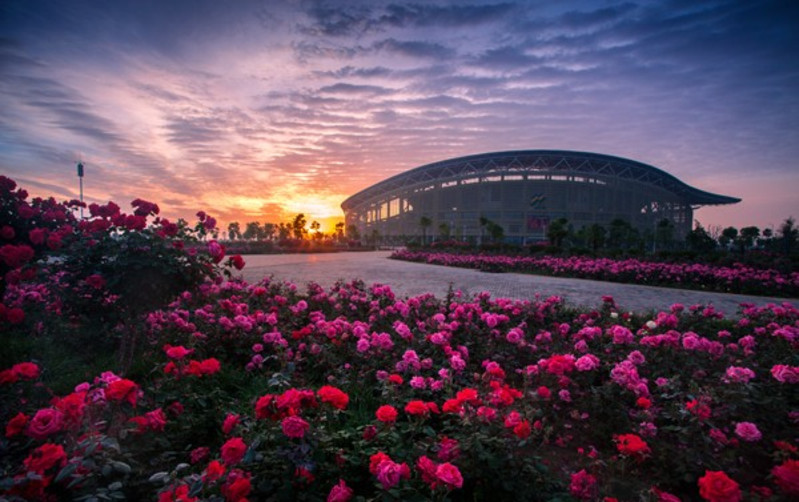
(77, 162, 84, 219)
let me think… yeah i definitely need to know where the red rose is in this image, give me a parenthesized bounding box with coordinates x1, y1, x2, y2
(0, 244, 35, 268)
(615, 433, 650, 459)
(772, 459, 799, 496)
(11, 362, 40, 380)
(698, 470, 741, 502)
(376, 405, 398, 423)
(222, 472, 251, 501)
(537, 386, 552, 399)
(85, 274, 106, 289)
(513, 420, 531, 439)
(6, 412, 29, 437)
(255, 394, 275, 419)
(229, 255, 245, 270)
(203, 460, 226, 483)
(369, 452, 391, 474)
(404, 400, 429, 416)
(28, 228, 47, 245)
(222, 413, 240, 435)
(165, 345, 193, 360)
(6, 307, 25, 324)
(158, 484, 197, 502)
(23, 443, 67, 473)
(200, 358, 220, 375)
(54, 391, 87, 427)
(281, 415, 310, 439)
(0, 369, 19, 385)
(435, 462, 463, 489)
(220, 437, 247, 465)
(106, 379, 139, 406)
(317, 385, 349, 410)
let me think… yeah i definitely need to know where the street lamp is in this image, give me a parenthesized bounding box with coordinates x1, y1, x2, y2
(77, 162, 85, 219)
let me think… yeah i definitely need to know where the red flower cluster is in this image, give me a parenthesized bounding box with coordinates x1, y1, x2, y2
(614, 433, 650, 459)
(255, 388, 317, 420)
(375, 404, 398, 424)
(404, 400, 439, 417)
(317, 385, 349, 410)
(369, 452, 410, 489)
(0, 361, 40, 384)
(417, 455, 464, 490)
(698, 470, 740, 502)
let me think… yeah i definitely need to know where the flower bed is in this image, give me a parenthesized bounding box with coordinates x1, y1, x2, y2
(3, 278, 799, 500)
(391, 250, 799, 298)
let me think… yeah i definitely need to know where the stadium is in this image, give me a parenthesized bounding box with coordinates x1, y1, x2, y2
(341, 150, 740, 245)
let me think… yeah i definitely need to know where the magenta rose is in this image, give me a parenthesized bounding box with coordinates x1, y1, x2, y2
(281, 415, 310, 439)
(26, 408, 64, 439)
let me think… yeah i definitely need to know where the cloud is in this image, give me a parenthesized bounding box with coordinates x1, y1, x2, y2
(373, 38, 456, 59)
(318, 82, 395, 96)
(299, 1, 516, 36)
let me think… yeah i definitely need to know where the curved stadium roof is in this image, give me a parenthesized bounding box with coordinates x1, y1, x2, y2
(341, 150, 741, 209)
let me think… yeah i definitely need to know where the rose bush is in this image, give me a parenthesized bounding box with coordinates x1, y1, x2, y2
(1, 177, 797, 500)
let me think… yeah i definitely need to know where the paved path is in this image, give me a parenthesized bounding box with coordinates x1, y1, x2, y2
(240, 251, 795, 316)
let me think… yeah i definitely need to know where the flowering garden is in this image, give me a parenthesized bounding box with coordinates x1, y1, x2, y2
(1, 176, 798, 501)
(390, 250, 799, 298)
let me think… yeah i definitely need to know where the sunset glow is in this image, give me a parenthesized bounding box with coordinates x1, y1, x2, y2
(1, 1, 797, 231)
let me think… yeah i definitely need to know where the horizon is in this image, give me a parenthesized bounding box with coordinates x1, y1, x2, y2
(1, 0, 798, 233)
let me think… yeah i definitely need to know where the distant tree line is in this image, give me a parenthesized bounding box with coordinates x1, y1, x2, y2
(409, 213, 799, 268)
(224, 214, 361, 245)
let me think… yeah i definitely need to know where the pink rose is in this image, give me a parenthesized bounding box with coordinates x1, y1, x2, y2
(733, 422, 761, 442)
(327, 479, 354, 502)
(435, 462, 463, 489)
(281, 415, 310, 439)
(771, 365, 799, 383)
(27, 408, 64, 439)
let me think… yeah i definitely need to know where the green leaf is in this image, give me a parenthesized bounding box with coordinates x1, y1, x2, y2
(55, 462, 78, 483)
(148, 472, 170, 484)
(111, 461, 131, 474)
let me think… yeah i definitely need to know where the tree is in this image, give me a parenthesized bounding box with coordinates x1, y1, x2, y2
(607, 218, 635, 250)
(486, 221, 504, 243)
(243, 221, 260, 241)
(292, 214, 307, 240)
(737, 226, 760, 252)
(227, 222, 241, 241)
(438, 222, 450, 240)
(686, 222, 716, 254)
(719, 226, 738, 249)
(278, 222, 291, 240)
(310, 220, 322, 240)
(778, 217, 798, 255)
(345, 224, 360, 241)
(584, 223, 606, 253)
(262, 223, 276, 241)
(419, 216, 432, 244)
(546, 218, 570, 248)
(335, 222, 344, 241)
(655, 219, 675, 251)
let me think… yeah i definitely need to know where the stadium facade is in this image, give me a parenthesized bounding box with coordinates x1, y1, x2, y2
(341, 150, 740, 244)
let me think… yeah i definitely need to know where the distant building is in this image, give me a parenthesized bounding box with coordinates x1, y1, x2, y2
(341, 150, 740, 244)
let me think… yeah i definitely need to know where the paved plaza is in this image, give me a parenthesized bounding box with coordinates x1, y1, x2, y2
(240, 251, 795, 316)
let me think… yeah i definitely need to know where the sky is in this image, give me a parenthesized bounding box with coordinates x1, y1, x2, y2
(1, 0, 797, 233)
